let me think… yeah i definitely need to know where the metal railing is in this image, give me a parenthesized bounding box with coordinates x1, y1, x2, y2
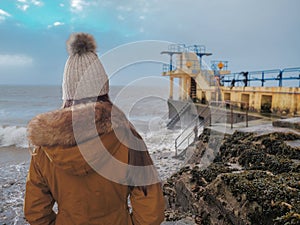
(222, 67, 300, 87)
(162, 64, 177, 73)
(224, 100, 249, 129)
(171, 99, 250, 156)
(174, 105, 210, 156)
(187, 45, 206, 54)
(168, 44, 187, 53)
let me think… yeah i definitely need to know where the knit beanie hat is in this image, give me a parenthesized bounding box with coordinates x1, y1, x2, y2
(62, 33, 109, 100)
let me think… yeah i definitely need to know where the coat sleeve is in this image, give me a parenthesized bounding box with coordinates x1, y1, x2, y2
(24, 156, 56, 225)
(130, 183, 165, 225)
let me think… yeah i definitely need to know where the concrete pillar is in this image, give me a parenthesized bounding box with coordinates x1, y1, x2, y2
(169, 77, 174, 99)
(182, 76, 187, 100)
(179, 77, 183, 100)
(186, 77, 191, 100)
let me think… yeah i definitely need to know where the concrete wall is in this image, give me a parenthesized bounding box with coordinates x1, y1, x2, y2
(167, 99, 199, 128)
(220, 86, 300, 116)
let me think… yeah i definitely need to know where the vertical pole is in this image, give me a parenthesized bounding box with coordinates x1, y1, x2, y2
(183, 76, 187, 100)
(180, 54, 183, 68)
(231, 104, 233, 129)
(199, 56, 202, 70)
(262, 71, 264, 87)
(169, 54, 173, 72)
(179, 77, 182, 100)
(246, 104, 248, 127)
(279, 70, 283, 87)
(248, 73, 250, 87)
(169, 77, 174, 99)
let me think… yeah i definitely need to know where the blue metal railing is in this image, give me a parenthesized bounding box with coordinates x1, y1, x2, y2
(187, 45, 206, 54)
(221, 67, 300, 87)
(162, 44, 214, 74)
(168, 44, 187, 53)
(162, 64, 177, 73)
(163, 59, 201, 74)
(166, 44, 211, 55)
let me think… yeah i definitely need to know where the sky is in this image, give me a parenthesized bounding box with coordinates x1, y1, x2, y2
(0, 0, 300, 85)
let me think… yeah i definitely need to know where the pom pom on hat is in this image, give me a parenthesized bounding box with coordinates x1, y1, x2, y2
(63, 32, 109, 100)
(67, 33, 97, 56)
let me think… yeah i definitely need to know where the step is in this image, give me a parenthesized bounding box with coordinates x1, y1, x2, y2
(272, 117, 300, 131)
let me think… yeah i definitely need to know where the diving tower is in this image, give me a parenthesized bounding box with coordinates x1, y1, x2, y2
(161, 44, 300, 123)
(161, 44, 230, 103)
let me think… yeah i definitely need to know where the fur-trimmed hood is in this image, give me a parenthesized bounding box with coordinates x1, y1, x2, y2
(28, 101, 129, 147)
(27, 101, 132, 176)
(27, 101, 159, 188)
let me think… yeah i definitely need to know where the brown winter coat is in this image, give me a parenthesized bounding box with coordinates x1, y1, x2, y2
(24, 101, 165, 225)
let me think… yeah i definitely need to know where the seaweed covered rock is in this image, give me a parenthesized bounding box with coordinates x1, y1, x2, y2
(163, 128, 300, 225)
(222, 171, 300, 225)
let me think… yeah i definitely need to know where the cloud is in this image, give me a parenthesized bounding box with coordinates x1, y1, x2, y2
(117, 6, 132, 12)
(0, 54, 34, 67)
(117, 15, 125, 21)
(0, 9, 11, 22)
(16, 0, 43, 11)
(47, 21, 64, 28)
(31, 0, 43, 6)
(54, 21, 64, 26)
(17, 0, 43, 5)
(71, 0, 88, 12)
(0, 9, 11, 17)
(115, 0, 158, 15)
(17, 4, 29, 11)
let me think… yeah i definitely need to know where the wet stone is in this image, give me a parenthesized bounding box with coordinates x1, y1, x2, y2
(163, 128, 300, 225)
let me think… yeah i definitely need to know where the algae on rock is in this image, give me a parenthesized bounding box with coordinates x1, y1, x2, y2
(163, 128, 300, 225)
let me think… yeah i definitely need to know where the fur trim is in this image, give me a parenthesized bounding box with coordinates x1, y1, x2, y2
(67, 33, 97, 56)
(27, 102, 129, 147)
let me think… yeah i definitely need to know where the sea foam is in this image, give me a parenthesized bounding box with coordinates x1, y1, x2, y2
(0, 126, 28, 148)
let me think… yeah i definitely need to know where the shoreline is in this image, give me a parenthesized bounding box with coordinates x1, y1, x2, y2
(2, 118, 300, 224)
(0, 146, 31, 166)
(0, 146, 30, 224)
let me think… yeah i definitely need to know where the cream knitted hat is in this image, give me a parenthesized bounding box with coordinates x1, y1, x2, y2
(62, 33, 109, 100)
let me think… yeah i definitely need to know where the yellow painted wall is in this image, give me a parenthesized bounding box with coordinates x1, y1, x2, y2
(165, 68, 299, 116)
(219, 87, 300, 115)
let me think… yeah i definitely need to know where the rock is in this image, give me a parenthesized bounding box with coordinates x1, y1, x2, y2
(273, 117, 300, 131)
(163, 127, 300, 225)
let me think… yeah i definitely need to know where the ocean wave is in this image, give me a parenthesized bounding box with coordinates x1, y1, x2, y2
(0, 126, 28, 148)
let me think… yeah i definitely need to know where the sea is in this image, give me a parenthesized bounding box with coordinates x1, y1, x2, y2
(0, 85, 169, 146)
(0, 85, 187, 224)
